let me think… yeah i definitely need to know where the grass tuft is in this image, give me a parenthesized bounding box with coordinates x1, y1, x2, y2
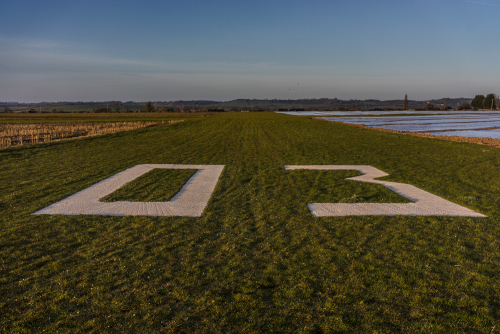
(101, 169, 198, 203)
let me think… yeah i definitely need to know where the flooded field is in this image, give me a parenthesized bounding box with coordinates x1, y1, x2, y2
(280, 111, 500, 139)
(277, 110, 500, 117)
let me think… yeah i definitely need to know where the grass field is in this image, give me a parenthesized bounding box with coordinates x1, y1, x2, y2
(0, 112, 213, 124)
(6, 105, 147, 113)
(1, 112, 500, 332)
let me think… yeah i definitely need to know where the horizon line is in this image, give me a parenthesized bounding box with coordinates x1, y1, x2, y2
(0, 97, 475, 104)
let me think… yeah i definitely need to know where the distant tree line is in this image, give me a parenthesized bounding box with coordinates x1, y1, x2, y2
(456, 102, 472, 110)
(3, 96, 498, 113)
(471, 94, 497, 110)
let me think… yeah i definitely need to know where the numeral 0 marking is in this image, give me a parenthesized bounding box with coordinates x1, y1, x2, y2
(33, 164, 225, 217)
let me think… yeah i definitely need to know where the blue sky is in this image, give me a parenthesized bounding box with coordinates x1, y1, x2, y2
(1, 0, 499, 102)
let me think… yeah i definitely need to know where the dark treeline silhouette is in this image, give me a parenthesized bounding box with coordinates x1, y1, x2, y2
(2, 96, 495, 112)
(471, 94, 497, 110)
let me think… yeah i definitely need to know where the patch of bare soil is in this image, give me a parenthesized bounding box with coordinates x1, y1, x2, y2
(315, 118, 500, 148)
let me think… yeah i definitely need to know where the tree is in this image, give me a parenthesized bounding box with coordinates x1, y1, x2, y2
(456, 102, 472, 110)
(441, 101, 452, 110)
(403, 94, 408, 110)
(143, 101, 153, 113)
(471, 95, 485, 109)
(484, 94, 496, 110)
(2, 107, 12, 113)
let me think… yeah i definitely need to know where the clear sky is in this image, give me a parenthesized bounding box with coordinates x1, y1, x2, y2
(1, 0, 499, 102)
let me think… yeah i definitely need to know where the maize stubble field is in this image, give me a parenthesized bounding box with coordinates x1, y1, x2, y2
(1, 112, 500, 332)
(0, 121, 182, 148)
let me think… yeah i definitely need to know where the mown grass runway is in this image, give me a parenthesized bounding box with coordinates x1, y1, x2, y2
(1, 113, 500, 332)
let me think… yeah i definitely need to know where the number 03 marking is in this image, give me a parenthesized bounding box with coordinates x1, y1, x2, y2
(33, 164, 485, 218)
(285, 165, 486, 217)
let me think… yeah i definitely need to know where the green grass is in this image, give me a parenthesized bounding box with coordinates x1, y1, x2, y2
(8, 104, 155, 113)
(0, 111, 214, 124)
(288, 170, 411, 204)
(1, 113, 500, 332)
(101, 169, 198, 203)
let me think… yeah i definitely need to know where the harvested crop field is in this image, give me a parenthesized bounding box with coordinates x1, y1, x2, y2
(0, 120, 182, 148)
(2, 113, 500, 332)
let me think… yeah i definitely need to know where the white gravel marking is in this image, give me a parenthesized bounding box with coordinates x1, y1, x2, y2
(285, 165, 486, 217)
(33, 164, 225, 217)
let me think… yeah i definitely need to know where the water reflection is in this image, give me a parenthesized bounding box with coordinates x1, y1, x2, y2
(301, 111, 500, 139)
(277, 110, 500, 117)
